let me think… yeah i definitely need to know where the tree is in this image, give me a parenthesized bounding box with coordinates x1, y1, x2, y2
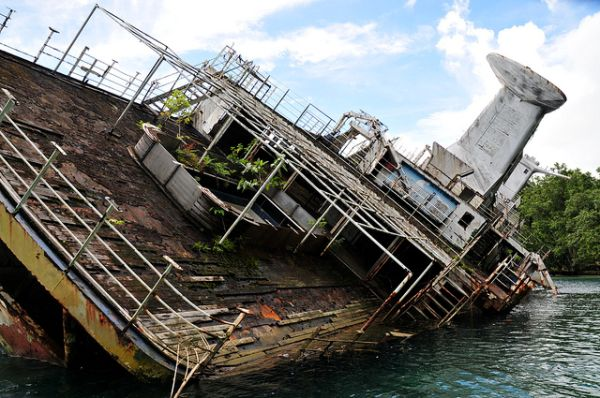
(518, 164, 600, 274)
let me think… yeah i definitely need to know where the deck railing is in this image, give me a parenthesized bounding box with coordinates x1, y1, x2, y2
(0, 89, 239, 365)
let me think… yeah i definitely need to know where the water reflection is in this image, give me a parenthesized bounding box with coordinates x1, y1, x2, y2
(1, 277, 599, 397)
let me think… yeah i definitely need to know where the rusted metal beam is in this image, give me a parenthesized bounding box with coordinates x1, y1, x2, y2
(358, 272, 412, 334)
(0, 200, 172, 380)
(382, 260, 435, 321)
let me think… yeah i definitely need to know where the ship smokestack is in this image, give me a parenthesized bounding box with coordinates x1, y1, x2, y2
(446, 53, 566, 199)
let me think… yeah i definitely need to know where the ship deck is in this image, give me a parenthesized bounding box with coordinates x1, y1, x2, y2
(0, 50, 385, 377)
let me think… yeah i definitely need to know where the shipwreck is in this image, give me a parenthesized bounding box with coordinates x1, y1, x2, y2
(0, 5, 565, 392)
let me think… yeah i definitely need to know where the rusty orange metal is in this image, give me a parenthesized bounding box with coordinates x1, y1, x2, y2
(0, 202, 172, 381)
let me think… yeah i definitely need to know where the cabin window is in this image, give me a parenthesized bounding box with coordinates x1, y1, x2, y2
(458, 187, 475, 202)
(458, 212, 475, 229)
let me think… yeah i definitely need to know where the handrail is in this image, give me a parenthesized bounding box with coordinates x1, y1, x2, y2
(0, 90, 234, 364)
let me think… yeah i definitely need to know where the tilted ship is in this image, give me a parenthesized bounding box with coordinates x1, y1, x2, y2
(0, 5, 564, 390)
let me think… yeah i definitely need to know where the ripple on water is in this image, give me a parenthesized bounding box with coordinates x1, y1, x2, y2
(1, 277, 600, 397)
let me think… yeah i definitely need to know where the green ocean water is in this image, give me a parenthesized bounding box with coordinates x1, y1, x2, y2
(1, 277, 599, 397)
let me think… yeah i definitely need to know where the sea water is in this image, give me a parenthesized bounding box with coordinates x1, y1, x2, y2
(1, 277, 599, 397)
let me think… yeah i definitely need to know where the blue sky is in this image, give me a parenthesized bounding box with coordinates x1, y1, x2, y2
(1, 0, 599, 172)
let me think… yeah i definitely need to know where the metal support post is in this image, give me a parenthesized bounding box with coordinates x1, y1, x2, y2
(358, 272, 412, 334)
(294, 104, 310, 127)
(121, 71, 140, 97)
(282, 170, 298, 192)
(34, 27, 59, 63)
(97, 59, 117, 87)
(54, 4, 98, 72)
(273, 89, 289, 112)
(219, 156, 285, 244)
(383, 260, 435, 321)
(122, 255, 182, 332)
(141, 80, 158, 103)
(198, 115, 233, 164)
(320, 199, 364, 256)
(82, 59, 97, 82)
(0, 88, 16, 123)
(68, 46, 89, 76)
(294, 189, 344, 253)
(158, 69, 184, 114)
(13, 142, 66, 214)
(365, 236, 404, 280)
(111, 55, 164, 131)
(0, 8, 14, 35)
(289, 162, 412, 275)
(66, 197, 118, 270)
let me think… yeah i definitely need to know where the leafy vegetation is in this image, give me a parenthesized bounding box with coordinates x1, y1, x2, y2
(192, 236, 236, 253)
(518, 164, 600, 274)
(159, 89, 192, 133)
(176, 139, 285, 192)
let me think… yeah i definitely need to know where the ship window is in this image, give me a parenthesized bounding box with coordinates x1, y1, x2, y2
(458, 187, 475, 202)
(458, 212, 474, 229)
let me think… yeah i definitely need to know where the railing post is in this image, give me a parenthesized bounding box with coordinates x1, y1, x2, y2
(0, 8, 14, 36)
(218, 156, 285, 244)
(81, 58, 98, 82)
(54, 4, 98, 72)
(272, 89, 289, 112)
(68, 46, 89, 76)
(110, 54, 164, 132)
(97, 59, 117, 87)
(294, 104, 310, 127)
(12, 142, 66, 214)
(66, 197, 118, 270)
(34, 27, 59, 63)
(122, 255, 182, 332)
(121, 71, 140, 97)
(0, 88, 16, 123)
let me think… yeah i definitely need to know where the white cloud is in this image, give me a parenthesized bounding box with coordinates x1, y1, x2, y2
(2, 0, 411, 77)
(232, 22, 410, 68)
(543, 0, 559, 12)
(405, 0, 417, 9)
(412, 0, 600, 172)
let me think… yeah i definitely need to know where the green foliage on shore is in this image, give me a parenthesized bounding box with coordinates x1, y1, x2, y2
(518, 164, 600, 274)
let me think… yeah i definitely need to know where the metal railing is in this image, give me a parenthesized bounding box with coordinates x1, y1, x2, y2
(0, 89, 236, 364)
(0, 18, 151, 102)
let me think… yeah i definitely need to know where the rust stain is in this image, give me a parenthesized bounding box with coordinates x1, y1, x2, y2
(0, 203, 171, 380)
(259, 304, 281, 321)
